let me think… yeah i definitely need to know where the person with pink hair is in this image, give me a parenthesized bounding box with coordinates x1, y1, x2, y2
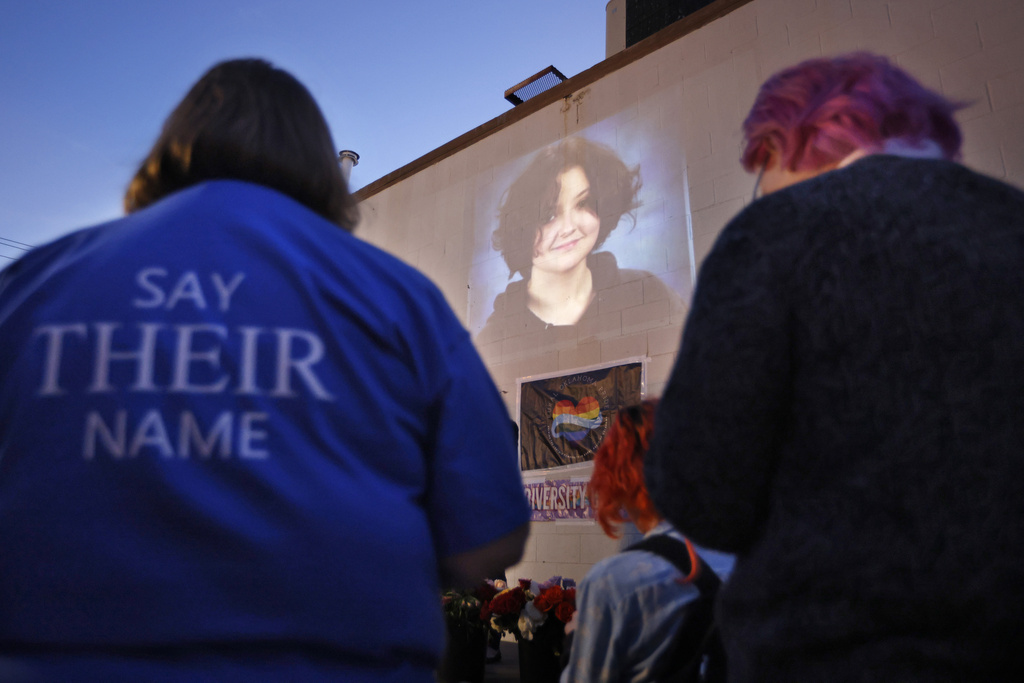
(646, 52, 1024, 681)
(740, 51, 962, 194)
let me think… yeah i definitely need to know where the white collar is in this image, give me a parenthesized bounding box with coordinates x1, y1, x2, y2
(836, 138, 946, 168)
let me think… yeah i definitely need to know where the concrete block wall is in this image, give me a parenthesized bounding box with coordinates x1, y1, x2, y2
(509, 512, 642, 588)
(357, 0, 1024, 584)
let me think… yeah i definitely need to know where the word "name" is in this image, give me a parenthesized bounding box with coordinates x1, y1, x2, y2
(84, 409, 268, 460)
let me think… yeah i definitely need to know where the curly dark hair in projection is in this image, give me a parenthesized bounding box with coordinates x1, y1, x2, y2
(492, 137, 641, 280)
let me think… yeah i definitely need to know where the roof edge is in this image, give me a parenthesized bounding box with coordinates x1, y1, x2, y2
(355, 0, 754, 201)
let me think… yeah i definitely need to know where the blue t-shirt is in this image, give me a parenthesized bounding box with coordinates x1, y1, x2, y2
(0, 181, 530, 681)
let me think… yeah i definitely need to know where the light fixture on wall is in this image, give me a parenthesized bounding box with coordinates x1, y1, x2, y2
(504, 66, 568, 106)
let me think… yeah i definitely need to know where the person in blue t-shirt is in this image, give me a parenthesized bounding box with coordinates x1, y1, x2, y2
(0, 58, 530, 683)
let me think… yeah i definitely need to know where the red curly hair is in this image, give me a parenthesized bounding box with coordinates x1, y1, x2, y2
(589, 400, 661, 538)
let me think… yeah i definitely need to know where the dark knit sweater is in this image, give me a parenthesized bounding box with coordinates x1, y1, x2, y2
(646, 156, 1024, 682)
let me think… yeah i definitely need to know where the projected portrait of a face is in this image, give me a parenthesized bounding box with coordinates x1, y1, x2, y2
(475, 135, 688, 347)
(491, 137, 639, 327)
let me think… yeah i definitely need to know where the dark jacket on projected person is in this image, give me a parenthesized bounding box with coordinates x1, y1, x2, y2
(646, 155, 1024, 682)
(476, 251, 686, 354)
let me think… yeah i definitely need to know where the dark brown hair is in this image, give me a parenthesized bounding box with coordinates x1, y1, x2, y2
(492, 137, 640, 279)
(124, 58, 358, 230)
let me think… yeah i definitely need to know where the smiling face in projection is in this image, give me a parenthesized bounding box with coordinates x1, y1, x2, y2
(531, 166, 600, 276)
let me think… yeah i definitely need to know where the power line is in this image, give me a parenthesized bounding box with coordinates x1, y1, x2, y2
(0, 236, 34, 251)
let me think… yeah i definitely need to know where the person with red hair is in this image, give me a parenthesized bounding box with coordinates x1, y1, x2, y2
(589, 402, 662, 537)
(561, 400, 732, 682)
(647, 52, 1024, 681)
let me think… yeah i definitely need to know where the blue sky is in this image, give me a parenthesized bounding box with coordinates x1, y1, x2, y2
(0, 1, 606, 263)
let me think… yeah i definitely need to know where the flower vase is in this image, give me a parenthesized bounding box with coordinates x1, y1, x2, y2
(437, 622, 487, 683)
(517, 619, 565, 683)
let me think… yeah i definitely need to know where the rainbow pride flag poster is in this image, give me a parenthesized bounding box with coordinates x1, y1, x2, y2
(518, 360, 643, 471)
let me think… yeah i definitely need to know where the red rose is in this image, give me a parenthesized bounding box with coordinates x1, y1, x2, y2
(554, 601, 575, 623)
(533, 593, 554, 612)
(477, 582, 498, 603)
(563, 587, 576, 606)
(488, 587, 526, 616)
(519, 578, 532, 590)
(533, 585, 563, 612)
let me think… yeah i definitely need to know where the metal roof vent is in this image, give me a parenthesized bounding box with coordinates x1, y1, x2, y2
(338, 150, 359, 183)
(504, 66, 568, 106)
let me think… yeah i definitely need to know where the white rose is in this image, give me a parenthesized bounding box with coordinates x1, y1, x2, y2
(524, 601, 547, 624)
(517, 600, 549, 641)
(518, 614, 537, 640)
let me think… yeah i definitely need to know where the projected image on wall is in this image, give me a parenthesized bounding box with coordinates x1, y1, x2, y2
(469, 122, 695, 359)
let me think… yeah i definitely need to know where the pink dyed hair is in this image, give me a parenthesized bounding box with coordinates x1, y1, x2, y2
(741, 52, 964, 173)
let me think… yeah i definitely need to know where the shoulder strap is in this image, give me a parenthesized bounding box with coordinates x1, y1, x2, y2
(625, 534, 724, 683)
(625, 535, 721, 595)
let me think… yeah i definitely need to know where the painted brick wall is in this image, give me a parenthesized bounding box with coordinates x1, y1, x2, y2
(358, 0, 1024, 585)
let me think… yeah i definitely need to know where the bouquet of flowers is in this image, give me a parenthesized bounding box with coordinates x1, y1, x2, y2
(441, 585, 490, 632)
(439, 585, 493, 683)
(479, 576, 576, 651)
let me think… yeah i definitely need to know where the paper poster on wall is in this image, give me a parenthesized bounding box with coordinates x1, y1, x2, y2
(524, 478, 594, 521)
(518, 359, 644, 472)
